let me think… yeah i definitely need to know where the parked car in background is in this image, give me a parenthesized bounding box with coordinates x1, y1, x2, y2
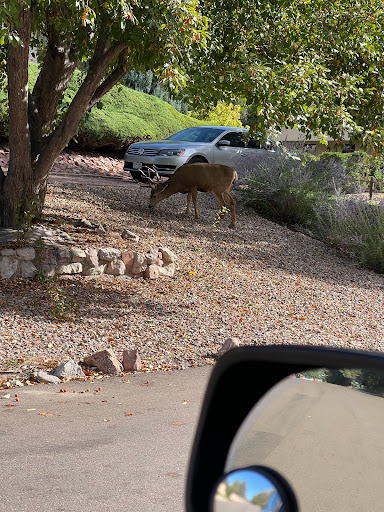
(123, 125, 275, 182)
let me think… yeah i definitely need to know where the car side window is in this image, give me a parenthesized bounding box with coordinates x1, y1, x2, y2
(219, 132, 245, 148)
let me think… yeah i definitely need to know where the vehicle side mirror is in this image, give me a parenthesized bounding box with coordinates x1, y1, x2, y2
(217, 140, 231, 147)
(186, 345, 384, 512)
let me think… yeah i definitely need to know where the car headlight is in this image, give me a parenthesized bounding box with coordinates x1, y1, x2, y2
(158, 149, 185, 156)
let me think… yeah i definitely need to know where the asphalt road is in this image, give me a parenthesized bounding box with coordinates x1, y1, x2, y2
(0, 366, 212, 512)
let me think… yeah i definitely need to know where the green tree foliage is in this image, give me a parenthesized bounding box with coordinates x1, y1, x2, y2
(2, 0, 384, 229)
(0, 0, 208, 228)
(252, 491, 272, 507)
(302, 368, 384, 394)
(124, 69, 188, 113)
(190, 100, 243, 127)
(187, 0, 384, 148)
(225, 479, 246, 499)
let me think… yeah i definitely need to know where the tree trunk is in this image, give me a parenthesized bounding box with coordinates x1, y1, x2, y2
(0, 11, 128, 229)
(0, 6, 35, 229)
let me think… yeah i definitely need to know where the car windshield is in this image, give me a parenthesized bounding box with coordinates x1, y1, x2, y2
(165, 127, 226, 143)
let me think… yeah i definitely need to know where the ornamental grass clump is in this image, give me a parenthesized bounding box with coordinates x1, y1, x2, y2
(234, 148, 361, 229)
(315, 197, 384, 273)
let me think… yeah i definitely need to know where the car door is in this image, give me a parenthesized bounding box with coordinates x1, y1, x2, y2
(212, 131, 247, 165)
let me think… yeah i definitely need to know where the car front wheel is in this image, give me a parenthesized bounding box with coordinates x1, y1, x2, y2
(188, 156, 207, 164)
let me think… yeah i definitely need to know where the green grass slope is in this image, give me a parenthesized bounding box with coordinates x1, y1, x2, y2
(1, 63, 203, 152)
(77, 83, 203, 151)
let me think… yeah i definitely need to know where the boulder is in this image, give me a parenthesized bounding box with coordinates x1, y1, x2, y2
(98, 248, 122, 261)
(217, 337, 241, 357)
(85, 247, 99, 267)
(122, 350, 142, 372)
(131, 253, 147, 274)
(121, 229, 140, 242)
(106, 258, 126, 276)
(35, 370, 61, 384)
(145, 264, 160, 280)
(53, 360, 86, 379)
(84, 349, 123, 375)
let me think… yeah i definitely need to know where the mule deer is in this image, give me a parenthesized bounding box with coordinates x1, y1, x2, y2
(148, 163, 238, 227)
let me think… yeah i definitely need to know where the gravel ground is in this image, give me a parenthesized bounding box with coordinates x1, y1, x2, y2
(1, 149, 384, 377)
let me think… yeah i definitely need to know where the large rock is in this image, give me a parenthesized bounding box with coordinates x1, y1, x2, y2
(85, 247, 99, 267)
(122, 350, 142, 372)
(145, 264, 160, 280)
(83, 264, 107, 276)
(106, 259, 126, 276)
(84, 349, 123, 375)
(57, 247, 71, 264)
(56, 262, 82, 275)
(122, 250, 134, 271)
(53, 360, 86, 379)
(70, 247, 86, 262)
(159, 247, 178, 263)
(98, 248, 122, 261)
(35, 370, 61, 384)
(19, 260, 37, 278)
(0, 255, 18, 279)
(157, 263, 176, 278)
(16, 247, 36, 261)
(217, 337, 241, 357)
(131, 253, 147, 274)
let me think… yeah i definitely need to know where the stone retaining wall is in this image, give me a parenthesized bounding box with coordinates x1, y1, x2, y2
(0, 245, 177, 280)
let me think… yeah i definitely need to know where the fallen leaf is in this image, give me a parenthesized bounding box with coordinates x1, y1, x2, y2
(104, 418, 113, 422)
(125, 411, 135, 416)
(172, 421, 183, 425)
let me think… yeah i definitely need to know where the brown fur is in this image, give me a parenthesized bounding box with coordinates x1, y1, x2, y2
(149, 163, 238, 227)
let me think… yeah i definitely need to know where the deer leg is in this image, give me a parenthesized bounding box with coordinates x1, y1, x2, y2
(186, 192, 192, 214)
(213, 192, 228, 221)
(223, 191, 236, 228)
(191, 189, 199, 219)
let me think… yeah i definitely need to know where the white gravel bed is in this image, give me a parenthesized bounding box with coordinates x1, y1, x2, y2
(1, 181, 383, 374)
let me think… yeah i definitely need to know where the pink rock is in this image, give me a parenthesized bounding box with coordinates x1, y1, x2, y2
(122, 350, 142, 372)
(85, 247, 99, 267)
(84, 349, 123, 375)
(145, 264, 160, 280)
(217, 337, 241, 357)
(122, 250, 134, 270)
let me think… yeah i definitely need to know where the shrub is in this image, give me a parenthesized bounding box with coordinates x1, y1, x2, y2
(315, 197, 384, 273)
(234, 148, 361, 228)
(319, 151, 371, 189)
(370, 155, 384, 191)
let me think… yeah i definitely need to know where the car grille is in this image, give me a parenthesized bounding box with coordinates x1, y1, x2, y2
(124, 162, 177, 173)
(127, 148, 158, 156)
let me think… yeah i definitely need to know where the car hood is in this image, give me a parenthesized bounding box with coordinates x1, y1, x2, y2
(128, 140, 209, 149)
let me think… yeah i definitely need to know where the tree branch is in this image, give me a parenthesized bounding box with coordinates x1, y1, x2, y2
(89, 48, 129, 109)
(34, 41, 128, 182)
(32, 9, 79, 130)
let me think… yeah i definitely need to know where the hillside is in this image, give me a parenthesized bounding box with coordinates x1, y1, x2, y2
(0, 63, 204, 153)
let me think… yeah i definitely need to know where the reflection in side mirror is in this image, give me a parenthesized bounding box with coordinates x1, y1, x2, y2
(226, 367, 384, 512)
(212, 467, 296, 512)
